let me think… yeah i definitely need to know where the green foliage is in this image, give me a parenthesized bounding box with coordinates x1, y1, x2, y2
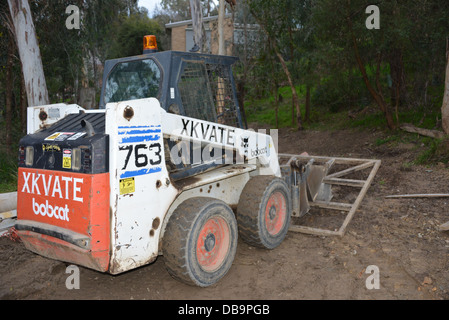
(309, 0, 449, 129)
(245, 85, 305, 128)
(2, 0, 449, 194)
(375, 135, 400, 146)
(108, 13, 163, 59)
(160, 0, 192, 21)
(158, 0, 218, 21)
(415, 137, 449, 165)
(0, 151, 18, 193)
(349, 112, 389, 129)
(0, 0, 163, 188)
(240, 0, 449, 133)
(312, 70, 372, 113)
(245, 95, 294, 128)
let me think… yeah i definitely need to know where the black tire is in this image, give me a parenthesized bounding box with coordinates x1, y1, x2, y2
(163, 197, 238, 287)
(237, 176, 291, 249)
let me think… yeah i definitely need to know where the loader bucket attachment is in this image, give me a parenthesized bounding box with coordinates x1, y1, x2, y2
(279, 154, 380, 237)
(306, 158, 334, 201)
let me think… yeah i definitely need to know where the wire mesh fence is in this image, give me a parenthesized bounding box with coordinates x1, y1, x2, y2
(178, 60, 240, 128)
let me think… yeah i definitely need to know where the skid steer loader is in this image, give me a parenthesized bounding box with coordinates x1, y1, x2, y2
(15, 36, 380, 287)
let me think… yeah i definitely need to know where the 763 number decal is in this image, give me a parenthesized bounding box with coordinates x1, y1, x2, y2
(119, 143, 162, 170)
(117, 125, 163, 179)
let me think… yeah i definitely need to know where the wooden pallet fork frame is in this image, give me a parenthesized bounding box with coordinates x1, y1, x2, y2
(279, 154, 381, 237)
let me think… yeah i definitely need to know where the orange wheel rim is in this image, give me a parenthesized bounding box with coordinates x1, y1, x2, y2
(196, 216, 230, 272)
(264, 191, 287, 236)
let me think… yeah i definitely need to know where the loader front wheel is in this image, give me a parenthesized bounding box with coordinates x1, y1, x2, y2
(237, 176, 291, 249)
(163, 197, 238, 287)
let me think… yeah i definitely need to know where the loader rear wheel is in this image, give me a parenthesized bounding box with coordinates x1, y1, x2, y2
(163, 197, 238, 287)
(237, 176, 291, 249)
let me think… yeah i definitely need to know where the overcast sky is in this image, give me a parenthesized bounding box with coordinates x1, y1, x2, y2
(139, 0, 220, 17)
(139, 0, 162, 15)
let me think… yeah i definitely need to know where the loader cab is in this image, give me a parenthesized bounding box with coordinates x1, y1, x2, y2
(99, 47, 244, 130)
(98, 36, 246, 180)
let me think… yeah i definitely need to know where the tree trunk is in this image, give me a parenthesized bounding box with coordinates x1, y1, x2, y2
(274, 49, 303, 130)
(5, 35, 13, 155)
(8, 0, 49, 107)
(348, 16, 396, 130)
(20, 68, 27, 135)
(271, 64, 279, 129)
(400, 123, 445, 139)
(190, 0, 205, 53)
(291, 99, 295, 128)
(274, 86, 279, 129)
(388, 48, 405, 112)
(249, 8, 303, 130)
(218, 0, 225, 55)
(441, 44, 449, 134)
(288, 26, 295, 127)
(236, 80, 248, 129)
(305, 84, 311, 123)
(237, 7, 248, 129)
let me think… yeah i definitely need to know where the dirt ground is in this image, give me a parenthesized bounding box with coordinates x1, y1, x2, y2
(1, 125, 449, 300)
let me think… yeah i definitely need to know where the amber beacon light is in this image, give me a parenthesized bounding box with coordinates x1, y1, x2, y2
(143, 35, 158, 53)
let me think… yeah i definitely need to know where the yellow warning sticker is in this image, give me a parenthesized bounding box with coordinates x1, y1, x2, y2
(120, 177, 135, 195)
(62, 156, 71, 169)
(45, 132, 62, 141)
(62, 149, 72, 169)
